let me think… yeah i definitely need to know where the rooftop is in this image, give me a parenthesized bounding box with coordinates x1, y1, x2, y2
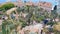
(38, 2, 52, 8)
(0, 0, 58, 6)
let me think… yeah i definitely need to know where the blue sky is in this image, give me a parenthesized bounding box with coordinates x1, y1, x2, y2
(0, 0, 58, 6)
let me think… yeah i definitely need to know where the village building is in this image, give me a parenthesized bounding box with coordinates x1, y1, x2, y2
(15, 0, 55, 11)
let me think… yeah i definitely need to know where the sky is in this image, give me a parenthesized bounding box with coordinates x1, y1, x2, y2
(0, 0, 58, 6)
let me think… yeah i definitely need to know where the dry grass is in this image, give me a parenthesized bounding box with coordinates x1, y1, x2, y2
(53, 22, 60, 31)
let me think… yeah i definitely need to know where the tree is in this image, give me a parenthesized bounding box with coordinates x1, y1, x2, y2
(0, 3, 15, 12)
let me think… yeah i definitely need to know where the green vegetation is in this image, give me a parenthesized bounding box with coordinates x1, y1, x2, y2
(1, 3, 59, 34)
(0, 3, 15, 12)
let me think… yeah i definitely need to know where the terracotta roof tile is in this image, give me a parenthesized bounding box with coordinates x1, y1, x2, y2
(38, 2, 52, 8)
(26, 2, 34, 6)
